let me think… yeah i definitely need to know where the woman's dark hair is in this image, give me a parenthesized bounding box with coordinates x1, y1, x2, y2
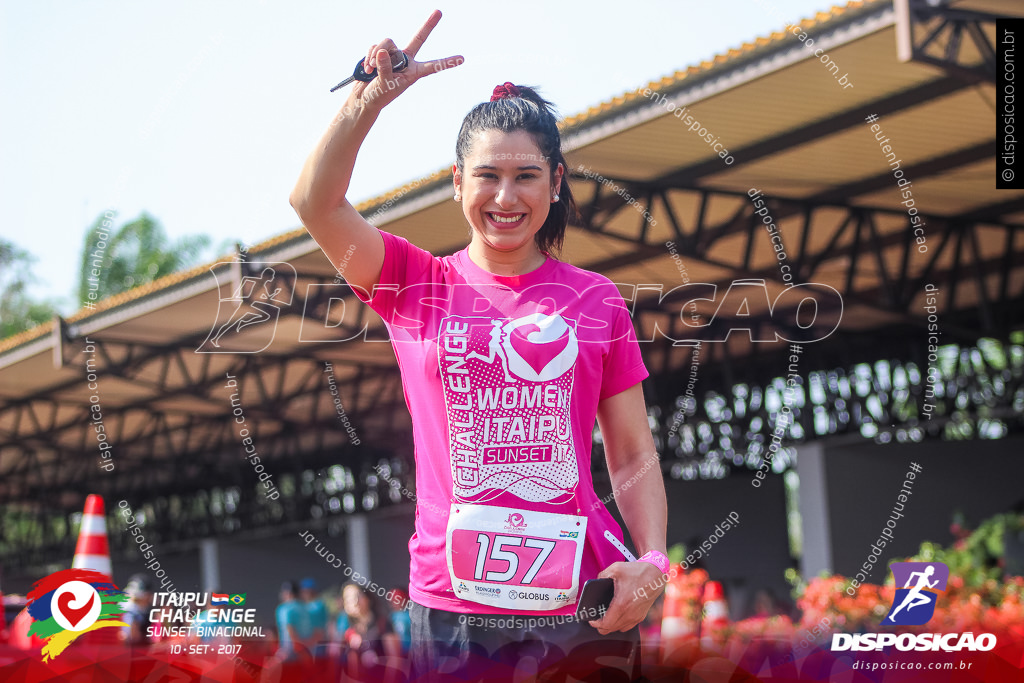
(455, 85, 578, 255)
(342, 581, 379, 615)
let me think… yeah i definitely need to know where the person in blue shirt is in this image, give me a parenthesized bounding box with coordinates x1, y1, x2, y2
(275, 580, 312, 660)
(387, 587, 411, 654)
(334, 603, 349, 643)
(300, 577, 328, 658)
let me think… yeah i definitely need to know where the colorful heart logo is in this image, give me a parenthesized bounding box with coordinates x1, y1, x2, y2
(49, 581, 102, 632)
(57, 590, 96, 629)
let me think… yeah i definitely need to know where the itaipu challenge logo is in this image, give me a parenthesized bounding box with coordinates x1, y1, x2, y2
(26, 568, 127, 661)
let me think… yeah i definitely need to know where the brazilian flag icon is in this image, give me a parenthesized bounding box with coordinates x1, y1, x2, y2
(229, 594, 247, 605)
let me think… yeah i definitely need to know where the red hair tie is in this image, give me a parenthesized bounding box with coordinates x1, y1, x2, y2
(490, 82, 521, 101)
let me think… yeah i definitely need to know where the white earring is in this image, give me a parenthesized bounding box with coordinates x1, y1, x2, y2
(454, 193, 461, 202)
(552, 194, 560, 202)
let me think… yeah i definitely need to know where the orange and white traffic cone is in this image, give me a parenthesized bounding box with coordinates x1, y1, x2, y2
(71, 494, 120, 646)
(700, 580, 730, 651)
(72, 494, 113, 579)
(660, 564, 702, 665)
(661, 565, 694, 644)
(8, 608, 44, 651)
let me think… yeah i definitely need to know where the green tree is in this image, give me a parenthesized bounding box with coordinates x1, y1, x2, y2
(0, 238, 59, 340)
(77, 212, 211, 304)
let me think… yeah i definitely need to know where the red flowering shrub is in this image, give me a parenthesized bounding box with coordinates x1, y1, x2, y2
(790, 513, 1024, 635)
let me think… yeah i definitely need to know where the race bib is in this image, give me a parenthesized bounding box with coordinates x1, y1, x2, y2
(446, 504, 587, 611)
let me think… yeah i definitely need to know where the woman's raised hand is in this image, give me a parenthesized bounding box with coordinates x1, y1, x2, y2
(351, 10, 462, 110)
(290, 11, 461, 298)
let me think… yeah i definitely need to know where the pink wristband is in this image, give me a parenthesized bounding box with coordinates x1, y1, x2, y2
(638, 550, 669, 575)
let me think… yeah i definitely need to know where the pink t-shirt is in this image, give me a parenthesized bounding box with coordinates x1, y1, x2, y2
(355, 231, 649, 615)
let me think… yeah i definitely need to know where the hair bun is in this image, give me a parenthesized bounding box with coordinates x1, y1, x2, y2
(490, 82, 521, 101)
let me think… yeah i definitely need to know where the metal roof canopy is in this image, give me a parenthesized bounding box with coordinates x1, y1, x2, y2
(1, 0, 1022, 572)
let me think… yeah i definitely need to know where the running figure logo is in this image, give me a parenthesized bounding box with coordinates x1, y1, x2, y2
(198, 262, 295, 353)
(884, 562, 949, 626)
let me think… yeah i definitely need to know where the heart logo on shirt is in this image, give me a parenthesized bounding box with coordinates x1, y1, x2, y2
(509, 324, 570, 376)
(501, 313, 579, 383)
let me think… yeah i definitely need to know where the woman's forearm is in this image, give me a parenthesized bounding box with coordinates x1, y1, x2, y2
(609, 450, 668, 558)
(289, 95, 381, 224)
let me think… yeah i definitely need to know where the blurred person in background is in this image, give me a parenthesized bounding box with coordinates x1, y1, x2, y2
(274, 579, 312, 661)
(748, 588, 785, 621)
(120, 573, 154, 646)
(151, 593, 201, 651)
(340, 581, 401, 678)
(331, 587, 349, 647)
(299, 577, 329, 659)
(387, 587, 411, 654)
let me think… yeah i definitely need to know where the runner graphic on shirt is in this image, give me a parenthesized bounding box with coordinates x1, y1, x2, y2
(439, 312, 579, 504)
(467, 321, 517, 383)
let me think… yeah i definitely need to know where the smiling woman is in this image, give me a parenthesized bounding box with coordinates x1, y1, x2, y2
(452, 82, 576, 273)
(289, 10, 667, 681)
(456, 127, 563, 268)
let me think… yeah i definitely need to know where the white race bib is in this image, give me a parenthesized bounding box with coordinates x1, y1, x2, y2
(446, 504, 586, 611)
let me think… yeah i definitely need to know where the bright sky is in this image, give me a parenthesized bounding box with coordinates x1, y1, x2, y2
(1, 0, 837, 313)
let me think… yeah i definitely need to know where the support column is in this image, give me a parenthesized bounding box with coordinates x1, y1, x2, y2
(199, 538, 220, 592)
(796, 441, 833, 578)
(347, 514, 371, 577)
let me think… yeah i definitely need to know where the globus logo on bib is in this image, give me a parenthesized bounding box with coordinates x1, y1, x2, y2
(508, 590, 550, 601)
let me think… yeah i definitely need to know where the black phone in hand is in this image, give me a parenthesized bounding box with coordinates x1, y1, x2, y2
(575, 578, 614, 620)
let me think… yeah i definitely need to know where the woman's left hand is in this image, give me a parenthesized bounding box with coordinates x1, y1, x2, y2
(588, 560, 665, 635)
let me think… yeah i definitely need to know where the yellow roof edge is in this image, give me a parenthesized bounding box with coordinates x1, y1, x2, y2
(352, 167, 453, 212)
(0, 319, 55, 355)
(563, 0, 877, 128)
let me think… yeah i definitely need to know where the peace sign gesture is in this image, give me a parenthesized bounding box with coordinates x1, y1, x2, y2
(292, 11, 462, 299)
(347, 10, 463, 110)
